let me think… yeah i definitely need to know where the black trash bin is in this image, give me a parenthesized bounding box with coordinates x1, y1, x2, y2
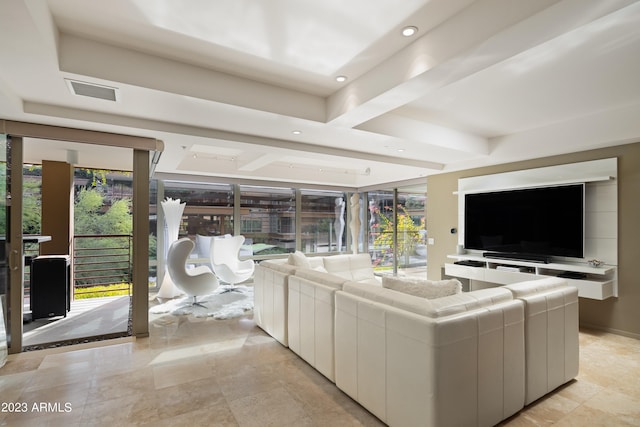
(31, 255, 70, 320)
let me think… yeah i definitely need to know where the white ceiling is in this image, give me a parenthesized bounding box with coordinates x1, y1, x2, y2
(1, 0, 639, 189)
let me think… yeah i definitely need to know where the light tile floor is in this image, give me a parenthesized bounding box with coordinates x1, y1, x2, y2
(1, 312, 639, 426)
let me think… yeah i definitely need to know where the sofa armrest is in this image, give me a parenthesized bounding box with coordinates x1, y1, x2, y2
(260, 259, 296, 274)
(254, 263, 291, 346)
(504, 277, 567, 298)
(505, 281, 579, 404)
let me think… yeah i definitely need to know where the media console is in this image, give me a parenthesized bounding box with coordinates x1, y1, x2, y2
(445, 254, 617, 300)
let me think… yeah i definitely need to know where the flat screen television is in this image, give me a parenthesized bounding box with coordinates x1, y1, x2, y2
(464, 184, 584, 261)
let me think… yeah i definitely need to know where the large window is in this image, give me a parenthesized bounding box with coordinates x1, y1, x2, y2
(151, 180, 426, 279)
(239, 186, 295, 255)
(164, 181, 234, 237)
(300, 190, 346, 254)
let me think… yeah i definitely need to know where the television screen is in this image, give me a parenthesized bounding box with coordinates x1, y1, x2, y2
(464, 184, 584, 259)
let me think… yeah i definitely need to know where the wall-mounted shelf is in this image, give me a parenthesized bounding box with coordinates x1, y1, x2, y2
(453, 175, 614, 195)
(456, 158, 617, 194)
(445, 254, 617, 300)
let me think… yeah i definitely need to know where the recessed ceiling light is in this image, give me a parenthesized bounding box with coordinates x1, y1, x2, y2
(385, 145, 405, 152)
(402, 26, 418, 37)
(292, 130, 302, 135)
(335, 75, 348, 83)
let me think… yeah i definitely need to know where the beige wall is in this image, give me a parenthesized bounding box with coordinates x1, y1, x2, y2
(427, 142, 640, 338)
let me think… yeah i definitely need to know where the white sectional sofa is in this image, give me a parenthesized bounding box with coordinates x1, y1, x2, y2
(254, 253, 377, 348)
(253, 253, 579, 427)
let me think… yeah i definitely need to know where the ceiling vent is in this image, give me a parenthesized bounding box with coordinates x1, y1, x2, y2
(65, 79, 119, 102)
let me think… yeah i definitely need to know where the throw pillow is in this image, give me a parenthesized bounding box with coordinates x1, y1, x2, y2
(288, 250, 310, 268)
(382, 276, 462, 299)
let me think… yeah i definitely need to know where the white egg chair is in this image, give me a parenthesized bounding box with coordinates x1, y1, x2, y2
(210, 235, 255, 291)
(167, 238, 219, 306)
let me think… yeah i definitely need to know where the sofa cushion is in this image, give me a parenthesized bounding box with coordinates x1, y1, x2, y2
(382, 276, 462, 299)
(308, 257, 326, 270)
(294, 268, 347, 289)
(323, 254, 375, 282)
(288, 250, 311, 268)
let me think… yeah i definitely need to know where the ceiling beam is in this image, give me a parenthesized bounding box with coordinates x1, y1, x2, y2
(357, 113, 489, 155)
(58, 33, 326, 123)
(24, 102, 444, 170)
(326, 0, 634, 130)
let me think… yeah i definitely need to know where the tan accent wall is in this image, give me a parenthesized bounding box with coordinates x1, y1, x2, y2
(427, 142, 640, 337)
(40, 160, 74, 256)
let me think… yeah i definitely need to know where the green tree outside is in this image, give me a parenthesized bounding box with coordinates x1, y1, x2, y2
(74, 188, 133, 287)
(23, 178, 42, 235)
(372, 204, 423, 267)
(74, 188, 132, 235)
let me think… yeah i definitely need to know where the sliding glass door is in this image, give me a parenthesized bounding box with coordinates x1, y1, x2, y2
(0, 134, 8, 364)
(1, 134, 24, 355)
(367, 189, 426, 277)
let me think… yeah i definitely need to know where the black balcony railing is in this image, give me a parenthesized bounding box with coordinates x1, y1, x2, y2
(73, 234, 132, 297)
(22, 234, 132, 308)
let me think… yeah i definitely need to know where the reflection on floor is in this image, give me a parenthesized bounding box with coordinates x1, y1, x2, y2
(2, 308, 639, 426)
(23, 296, 130, 348)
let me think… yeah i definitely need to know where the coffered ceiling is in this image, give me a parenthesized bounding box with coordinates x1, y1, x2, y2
(1, 0, 639, 189)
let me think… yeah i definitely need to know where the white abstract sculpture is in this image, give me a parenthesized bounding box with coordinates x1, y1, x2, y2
(157, 197, 186, 299)
(334, 197, 345, 251)
(350, 193, 361, 254)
